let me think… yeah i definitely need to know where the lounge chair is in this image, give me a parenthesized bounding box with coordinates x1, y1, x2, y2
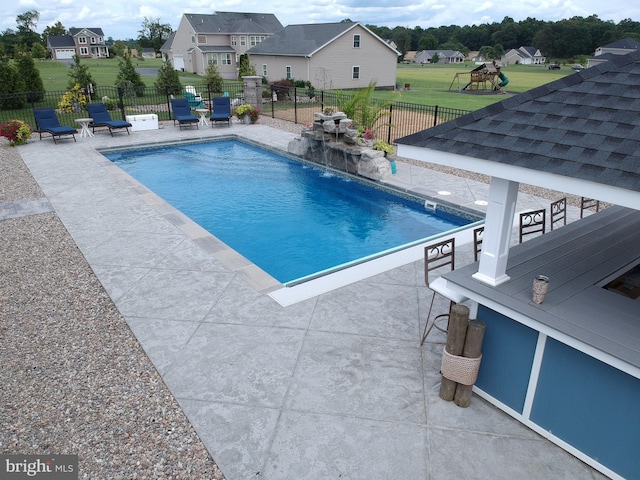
(170, 98, 199, 129)
(184, 91, 205, 109)
(210, 96, 232, 127)
(86, 103, 132, 136)
(33, 108, 77, 144)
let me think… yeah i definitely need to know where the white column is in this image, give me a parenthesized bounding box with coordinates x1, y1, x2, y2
(472, 177, 519, 286)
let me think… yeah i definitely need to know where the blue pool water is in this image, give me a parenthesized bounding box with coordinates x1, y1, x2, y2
(106, 140, 471, 283)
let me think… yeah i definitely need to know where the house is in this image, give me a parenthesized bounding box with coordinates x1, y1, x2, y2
(160, 12, 283, 78)
(414, 49, 465, 64)
(501, 46, 545, 65)
(396, 50, 640, 480)
(141, 48, 156, 59)
(246, 22, 400, 90)
(588, 36, 640, 67)
(47, 28, 109, 60)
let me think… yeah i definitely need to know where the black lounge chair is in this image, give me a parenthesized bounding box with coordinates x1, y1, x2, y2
(86, 103, 132, 136)
(211, 96, 232, 127)
(170, 98, 199, 129)
(33, 108, 77, 144)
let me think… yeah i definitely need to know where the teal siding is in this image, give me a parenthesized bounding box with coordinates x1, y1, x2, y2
(531, 338, 640, 479)
(475, 305, 538, 413)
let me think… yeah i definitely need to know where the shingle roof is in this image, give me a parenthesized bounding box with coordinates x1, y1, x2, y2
(247, 22, 370, 56)
(397, 50, 640, 193)
(184, 12, 283, 35)
(69, 28, 105, 37)
(601, 37, 640, 50)
(47, 35, 76, 48)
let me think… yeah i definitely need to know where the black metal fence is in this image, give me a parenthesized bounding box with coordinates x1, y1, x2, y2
(0, 83, 470, 144)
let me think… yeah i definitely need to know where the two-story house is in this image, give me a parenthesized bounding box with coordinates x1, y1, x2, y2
(246, 22, 400, 90)
(588, 36, 640, 67)
(160, 12, 283, 78)
(501, 46, 546, 65)
(47, 28, 109, 60)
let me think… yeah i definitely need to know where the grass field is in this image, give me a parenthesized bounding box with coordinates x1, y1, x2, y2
(34, 59, 573, 112)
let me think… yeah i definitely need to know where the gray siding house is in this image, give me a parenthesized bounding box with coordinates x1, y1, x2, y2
(246, 22, 400, 90)
(161, 12, 283, 78)
(47, 28, 109, 60)
(396, 49, 640, 480)
(588, 36, 640, 68)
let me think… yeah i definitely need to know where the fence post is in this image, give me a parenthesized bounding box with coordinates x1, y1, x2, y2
(117, 87, 126, 121)
(433, 105, 439, 128)
(270, 84, 275, 118)
(387, 104, 393, 144)
(293, 87, 298, 124)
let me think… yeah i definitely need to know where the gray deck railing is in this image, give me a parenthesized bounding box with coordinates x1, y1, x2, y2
(0, 84, 470, 144)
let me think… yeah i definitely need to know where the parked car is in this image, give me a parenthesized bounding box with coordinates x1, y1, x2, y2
(548, 63, 561, 70)
(571, 64, 584, 71)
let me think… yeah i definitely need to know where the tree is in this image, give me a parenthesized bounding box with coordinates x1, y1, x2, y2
(0, 57, 26, 109)
(67, 55, 96, 90)
(237, 54, 256, 79)
(154, 53, 181, 95)
(418, 33, 438, 51)
(204, 62, 224, 93)
(16, 52, 45, 101)
(138, 17, 173, 53)
(30, 42, 47, 59)
(115, 54, 145, 97)
(42, 21, 67, 38)
(431, 53, 440, 64)
(16, 10, 39, 33)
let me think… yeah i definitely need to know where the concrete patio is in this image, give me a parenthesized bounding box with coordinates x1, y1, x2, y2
(13, 121, 605, 479)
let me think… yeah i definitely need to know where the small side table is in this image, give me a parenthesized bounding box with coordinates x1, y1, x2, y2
(75, 118, 94, 138)
(195, 109, 209, 126)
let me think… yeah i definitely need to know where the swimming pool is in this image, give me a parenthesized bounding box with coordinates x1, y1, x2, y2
(106, 140, 473, 283)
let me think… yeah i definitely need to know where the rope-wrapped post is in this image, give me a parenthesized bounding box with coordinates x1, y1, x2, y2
(439, 304, 470, 401)
(454, 319, 486, 407)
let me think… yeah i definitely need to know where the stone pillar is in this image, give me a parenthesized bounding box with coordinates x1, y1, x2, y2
(242, 76, 263, 111)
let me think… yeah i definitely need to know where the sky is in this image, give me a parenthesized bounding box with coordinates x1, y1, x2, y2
(5, 0, 640, 41)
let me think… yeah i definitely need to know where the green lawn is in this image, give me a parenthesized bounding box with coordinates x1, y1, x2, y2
(34, 59, 572, 111)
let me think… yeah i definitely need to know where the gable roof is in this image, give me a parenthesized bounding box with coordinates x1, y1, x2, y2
(600, 36, 640, 50)
(247, 21, 398, 57)
(69, 28, 105, 37)
(396, 49, 640, 207)
(183, 12, 283, 35)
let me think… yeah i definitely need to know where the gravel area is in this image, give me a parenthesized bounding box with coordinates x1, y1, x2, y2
(0, 143, 225, 479)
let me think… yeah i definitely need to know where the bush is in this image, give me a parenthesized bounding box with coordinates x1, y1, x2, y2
(58, 83, 88, 113)
(0, 120, 32, 146)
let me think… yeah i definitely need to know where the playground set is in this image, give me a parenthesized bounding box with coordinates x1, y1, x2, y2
(449, 61, 509, 93)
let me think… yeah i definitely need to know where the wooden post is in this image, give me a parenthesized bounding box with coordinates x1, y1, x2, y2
(454, 319, 486, 408)
(439, 304, 470, 401)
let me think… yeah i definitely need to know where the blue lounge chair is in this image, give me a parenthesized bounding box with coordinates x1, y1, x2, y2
(33, 108, 77, 144)
(210, 96, 231, 127)
(170, 98, 199, 129)
(86, 103, 132, 136)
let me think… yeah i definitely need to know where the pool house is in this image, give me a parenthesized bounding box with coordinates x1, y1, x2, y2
(397, 50, 640, 480)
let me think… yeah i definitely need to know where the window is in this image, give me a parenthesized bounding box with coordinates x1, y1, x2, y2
(221, 53, 232, 65)
(240, 36, 246, 46)
(286, 66, 292, 80)
(191, 36, 195, 44)
(80, 47, 88, 56)
(352, 66, 360, 79)
(78, 37, 87, 44)
(353, 34, 361, 48)
(262, 64, 268, 77)
(207, 54, 218, 66)
(250, 36, 265, 46)
(90, 37, 97, 44)
(231, 36, 237, 46)
(198, 35, 207, 44)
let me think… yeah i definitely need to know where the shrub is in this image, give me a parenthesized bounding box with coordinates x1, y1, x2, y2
(0, 120, 32, 146)
(58, 83, 88, 113)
